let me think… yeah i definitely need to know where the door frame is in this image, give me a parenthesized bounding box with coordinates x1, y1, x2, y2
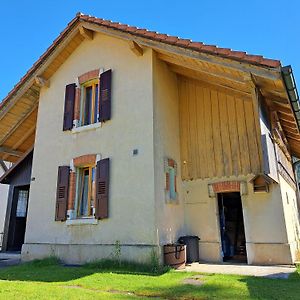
(216, 191, 248, 263)
(6, 185, 30, 252)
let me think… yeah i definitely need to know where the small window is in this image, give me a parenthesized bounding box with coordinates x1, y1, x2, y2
(76, 166, 96, 217)
(16, 190, 29, 217)
(169, 167, 176, 200)
(165, 158, 177, 202)
(80, 80, 99, 126)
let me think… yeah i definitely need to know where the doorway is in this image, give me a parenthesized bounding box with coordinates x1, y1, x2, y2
(218, 192, 247, 263)
(7, 185, 30, 251)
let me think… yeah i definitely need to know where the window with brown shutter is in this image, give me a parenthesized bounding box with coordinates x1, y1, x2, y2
(99, 69, 112, 122)
(55, 166, 70, 221)
(80, 80, 99, 126)
(63, 83, 76, 131)
(95, 158, 110, 219)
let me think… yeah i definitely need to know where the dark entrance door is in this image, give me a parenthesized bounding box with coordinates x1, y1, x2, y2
(7, 185, 30, 251)
(218, 192, 247, 263)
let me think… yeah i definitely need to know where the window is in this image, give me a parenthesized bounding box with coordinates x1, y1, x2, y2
(16, 190, 29, 217)
(76, 166, 96, 217)
(63, 69, 111, 132)
(165, 158, 178, 202)
(80, 80, 99, 126)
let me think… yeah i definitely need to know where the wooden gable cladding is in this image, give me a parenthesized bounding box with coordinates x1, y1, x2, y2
(179, 76, 262, 180)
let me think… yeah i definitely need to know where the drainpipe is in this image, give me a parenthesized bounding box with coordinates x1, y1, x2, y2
(281, 65, 300, 131)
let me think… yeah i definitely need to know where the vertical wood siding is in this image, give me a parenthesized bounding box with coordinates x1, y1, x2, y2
(179, 76, 262, 180)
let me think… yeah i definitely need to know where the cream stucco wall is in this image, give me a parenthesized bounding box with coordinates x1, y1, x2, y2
(23, 32, 157, 263)
(184, 175, 295, 264)
(279, 174, 300, 262)
(152, 53, 185, 255)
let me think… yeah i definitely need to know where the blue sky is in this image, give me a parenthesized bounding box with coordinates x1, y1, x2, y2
(0, 1, 299, 101)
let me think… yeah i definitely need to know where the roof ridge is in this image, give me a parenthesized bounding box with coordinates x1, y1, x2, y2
(0, 13, 281, 110)
(77, 14, 280, 68)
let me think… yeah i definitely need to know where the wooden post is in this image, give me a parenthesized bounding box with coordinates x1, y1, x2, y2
(34, 76, 50, 88)
(249, 75, 264, 173)
(129, 41, 143, 57)
(79, 26, 94, 40)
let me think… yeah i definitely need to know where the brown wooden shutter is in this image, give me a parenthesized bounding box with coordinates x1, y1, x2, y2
(55, 166, 70, 221)
(99, 70, 112, 122)
(63, 83, 76, 131)
(95, 158, 110, 219)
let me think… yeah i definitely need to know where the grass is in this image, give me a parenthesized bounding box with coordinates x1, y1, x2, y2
(0, 258, 299, 299)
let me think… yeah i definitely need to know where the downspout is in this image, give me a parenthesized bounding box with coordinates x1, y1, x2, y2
(281, 65, 300, 132)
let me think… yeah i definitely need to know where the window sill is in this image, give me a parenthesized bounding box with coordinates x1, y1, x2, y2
(72, 122, 101, 134)
(66, 218, 98, 226)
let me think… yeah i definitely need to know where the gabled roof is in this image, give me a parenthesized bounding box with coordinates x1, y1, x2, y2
(0, 13, 299, 160)
(0, 13, 282, 112)
(77, 14, 281, 68)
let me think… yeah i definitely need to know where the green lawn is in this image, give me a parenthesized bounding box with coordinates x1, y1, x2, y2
(0, 259, 299, 299)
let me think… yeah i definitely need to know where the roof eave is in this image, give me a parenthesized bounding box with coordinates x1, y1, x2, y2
(281, 65, 300, 157)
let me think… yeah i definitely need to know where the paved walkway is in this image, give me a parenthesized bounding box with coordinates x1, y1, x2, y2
(0, 252, 21, 268)
(181, 262, 296, 279)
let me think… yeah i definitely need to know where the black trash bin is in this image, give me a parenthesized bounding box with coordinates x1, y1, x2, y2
(178, 236, 200, 263)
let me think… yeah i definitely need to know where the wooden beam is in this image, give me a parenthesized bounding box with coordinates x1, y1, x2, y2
(286, 134, 300, 142)
(178, 74, 252, 100)
(129, 41, 143, 56)
(35, 76, 50, 88)
(0, 146, 33, 182)
(0, 89, 38, 123)
(278, 112, 296, 123)
(272, 104, 294, 116)
(263, 94, 289, 105)
(280, 119, 298, 129)
(0, 102, 38, 146)
(2, 125, 36, 161)
(249, 78, 264, 172)
(0, 160, 8, 172)
(284, 127, 299, 135)
(79, 26, 93, 40)
(0, 147, 23, 157)
(161, 53, 248, 85)
(83, 21, 281, 81)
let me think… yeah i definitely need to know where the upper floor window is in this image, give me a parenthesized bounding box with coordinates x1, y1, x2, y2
(81, 80, 99, 126)
(62, 69, 112, 132)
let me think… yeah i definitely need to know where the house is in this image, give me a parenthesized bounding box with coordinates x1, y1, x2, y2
(0, 13, 300, 265)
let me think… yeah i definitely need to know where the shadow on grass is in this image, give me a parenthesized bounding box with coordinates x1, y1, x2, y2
(0, 257, 170, 283)
(239, 270, 300, 300)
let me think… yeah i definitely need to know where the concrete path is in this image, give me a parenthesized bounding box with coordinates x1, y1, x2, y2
(0, 252, 21, 268)
(181, 262, 296, 279)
